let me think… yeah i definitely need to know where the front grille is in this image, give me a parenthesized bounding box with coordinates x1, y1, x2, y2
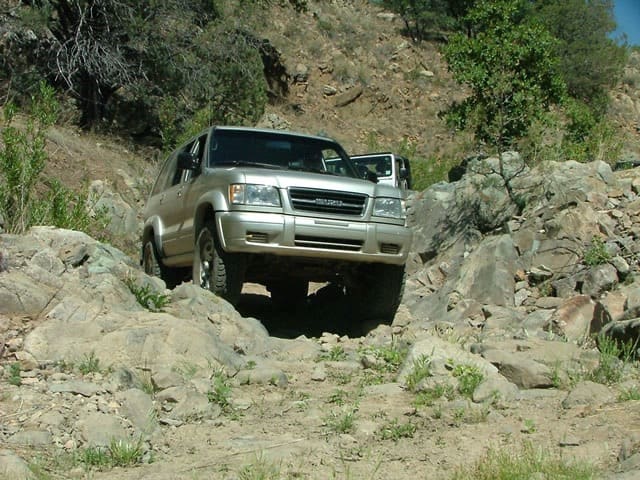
(289, 188, 367, 216)
(295, 235, 363, 251)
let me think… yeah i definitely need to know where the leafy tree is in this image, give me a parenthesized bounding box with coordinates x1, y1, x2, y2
(442, 0, 566, 152)
(3, 0, 275, 140)
(381, 0, 476, 41)
(532, 0, 627, 117)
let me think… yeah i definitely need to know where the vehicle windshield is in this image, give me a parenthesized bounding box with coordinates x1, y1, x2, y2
(352, 155, 393, 178)
(208, 129, 358, 178)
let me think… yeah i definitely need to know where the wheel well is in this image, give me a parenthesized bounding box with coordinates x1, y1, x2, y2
(194, 203, 216, 238)
(142, 227, 154, 246)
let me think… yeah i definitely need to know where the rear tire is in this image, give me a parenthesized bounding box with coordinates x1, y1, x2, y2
(351, 264, 406, 323)
(193, 221, 245, 305)
(142, 240, 182, 289)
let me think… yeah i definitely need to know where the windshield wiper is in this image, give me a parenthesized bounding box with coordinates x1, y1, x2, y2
(287, 166, 338, 175)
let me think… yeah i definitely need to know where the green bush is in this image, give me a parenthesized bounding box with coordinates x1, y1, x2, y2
(0, 81, 109, 236)
(450, 442, 597, 479)
(125, 277, 170, 312)
(583, 236, 611, 266)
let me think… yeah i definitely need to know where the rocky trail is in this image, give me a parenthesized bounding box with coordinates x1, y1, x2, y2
(2, 156, 640, 479)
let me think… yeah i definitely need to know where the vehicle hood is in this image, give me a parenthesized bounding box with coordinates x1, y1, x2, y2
(205, 166, 403, 198)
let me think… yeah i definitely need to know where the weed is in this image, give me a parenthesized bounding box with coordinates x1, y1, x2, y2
(327, 389, 349, 406)
(619, 386, 640, 401)
(317, 345, 348, 362)
(245, 360, 257, 370)
(109, 437, 144, 467)
(449, 442, 597, 479)
(405, 354, 432, 392)
(378, 419, 416, 441)
(359, 339, 408, 373)
(590, 334, 636, 385)
(80, 446, 111, 468)
(8, 362, 22, 386)
(173, 361, 198, 380)
(326, 367, 352, 385)
(325, 407, 357, 434)
(136, 371, 156, 396)
(78, 437, 144, 470)
(550, 361, 564, 389)
(452, 363, 484, 398)
(584, 236, 611, 266)
(208, 369, 232, 411)
(521, 418, 537, 434)
(452, 406, 466, 424)
(78, 351, 101, 375)
(359, 370, 386, 387)
(238, 453, 281, 480)
(125, 276, 170, 312)
(413, 383, 456, 408)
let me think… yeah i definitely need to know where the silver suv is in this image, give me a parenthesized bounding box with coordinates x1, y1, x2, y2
(141, 127, 412, 321)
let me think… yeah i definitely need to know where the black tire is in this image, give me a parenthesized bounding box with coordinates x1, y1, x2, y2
(268, 279, 309, 311)
(193, 221, 244, 305)
(353, 264, 406, 323)
(142, 240, 182, 289)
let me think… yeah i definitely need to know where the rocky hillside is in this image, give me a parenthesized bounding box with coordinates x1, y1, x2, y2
(2, 156, 640, 479)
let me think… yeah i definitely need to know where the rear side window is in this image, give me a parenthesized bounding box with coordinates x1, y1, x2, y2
(151, 140, 199, 195)
(151, 151, 179, 196)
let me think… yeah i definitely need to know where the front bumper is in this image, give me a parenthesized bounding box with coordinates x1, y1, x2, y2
(216, 211, 411, 266)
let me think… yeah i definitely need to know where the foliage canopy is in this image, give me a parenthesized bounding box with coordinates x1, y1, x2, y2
(442, 0, 566, 151)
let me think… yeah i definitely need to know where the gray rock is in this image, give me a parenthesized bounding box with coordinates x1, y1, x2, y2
(0, 449, 31, 480)
(600, 319, 640, 352)
(156, 387, 215, 421)
(116, 388, 156, 435)
(235, 366, 288, 387)
(561, 381, 614, 409)
(49, 380, 102, 397)
(453, 235, 518, 307)
(581, 263, 619, 298)
(545, 295, 596, 342)
(75, 412, 128, 446)
(472, 375, 519, 403)
(8, 430, 53, 447)
(481, 349, 553, 389)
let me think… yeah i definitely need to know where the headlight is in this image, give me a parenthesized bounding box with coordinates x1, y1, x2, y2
(229, 184, 281, 206)
(373, 197, 405, 219)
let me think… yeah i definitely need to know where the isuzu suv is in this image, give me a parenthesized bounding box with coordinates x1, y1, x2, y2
(141, 126, 412, 321)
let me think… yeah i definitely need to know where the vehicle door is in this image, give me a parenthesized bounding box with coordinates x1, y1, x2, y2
(172, 132, 209, 255)
(154, 139, 197, 257)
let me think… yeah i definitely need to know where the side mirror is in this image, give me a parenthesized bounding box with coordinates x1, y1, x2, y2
(178, 151, 199, 170)
(399, 167, 408, 179)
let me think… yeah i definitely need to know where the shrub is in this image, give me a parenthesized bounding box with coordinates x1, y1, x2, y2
(583, 236, 611, 266)
(591, 334, 636, 385)
(208, 369, 233, 411)
(449, 442, 597, 479)
(452, 363, 484, 398)
(405, 354, 432, 392)
(0, 81, 109, 235)
(124, 277, 170, 312)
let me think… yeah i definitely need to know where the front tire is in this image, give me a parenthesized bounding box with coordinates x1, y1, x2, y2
(193, 221, 244, 305)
